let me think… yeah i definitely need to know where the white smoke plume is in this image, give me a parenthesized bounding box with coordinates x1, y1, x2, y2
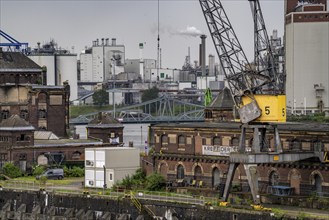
(177, 26, 203, 37)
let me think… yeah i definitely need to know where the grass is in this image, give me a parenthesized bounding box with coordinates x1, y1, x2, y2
(10, 176, 84, 186)
(70, 105, 112, 118)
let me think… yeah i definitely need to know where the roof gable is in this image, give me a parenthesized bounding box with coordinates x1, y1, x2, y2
(0, 51, 41, 71)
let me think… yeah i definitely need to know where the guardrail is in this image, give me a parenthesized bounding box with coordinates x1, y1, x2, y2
(0, 181, 206, 206)
(0, 180, 54, 192)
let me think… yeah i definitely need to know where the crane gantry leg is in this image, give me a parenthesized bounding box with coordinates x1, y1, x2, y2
(222, 124, 282, 204)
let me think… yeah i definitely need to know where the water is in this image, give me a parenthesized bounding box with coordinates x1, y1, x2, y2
(74, 123, 150, 152)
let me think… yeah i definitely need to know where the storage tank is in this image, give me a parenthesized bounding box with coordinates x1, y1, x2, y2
(28, 55, 56, 85)
(57, 54, 78, 100)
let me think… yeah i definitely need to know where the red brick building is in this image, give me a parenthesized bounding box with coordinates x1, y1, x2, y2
(0, 50, 70, 137)
(148, 122, 329, 197)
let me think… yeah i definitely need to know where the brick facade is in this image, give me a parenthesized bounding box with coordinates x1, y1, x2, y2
(149, 122, 329, 196)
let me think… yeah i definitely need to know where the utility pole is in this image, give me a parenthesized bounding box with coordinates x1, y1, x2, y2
(112, 58, 116, 118)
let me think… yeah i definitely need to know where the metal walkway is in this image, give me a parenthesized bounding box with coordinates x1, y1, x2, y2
(70, 95, 205, 124)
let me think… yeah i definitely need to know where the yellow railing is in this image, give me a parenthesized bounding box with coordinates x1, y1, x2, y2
(130, 191, 142, 212)
(324, 152, 329, 162)
(130, 191, 156, 218)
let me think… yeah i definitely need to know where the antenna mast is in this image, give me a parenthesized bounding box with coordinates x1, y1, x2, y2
(157, 0, 160, 82)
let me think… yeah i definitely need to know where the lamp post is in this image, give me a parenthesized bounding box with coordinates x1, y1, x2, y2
(103, 165, 107, 189)
(111, 58, 116, 118)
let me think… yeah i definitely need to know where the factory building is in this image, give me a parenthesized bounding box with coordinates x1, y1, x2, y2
(0, 49, 70, 137)
(285, 0, 329, 114)
(28, 40, 78, 101)
(148, 121, 329, 198)
(79, 38, 125, 86)
(124, 58, 156, 82)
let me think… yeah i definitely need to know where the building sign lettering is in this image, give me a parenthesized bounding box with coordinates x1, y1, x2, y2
(202, 145, 238, 156)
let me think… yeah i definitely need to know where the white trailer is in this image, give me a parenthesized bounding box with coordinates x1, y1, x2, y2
(85, 147, 140, 188)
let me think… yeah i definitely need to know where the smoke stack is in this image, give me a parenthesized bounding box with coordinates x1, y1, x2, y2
(106, 38, 109, 46)
(37, 42, 41, 51)
(208, 54, 215, 76)
(200, 34, 207, 76)
(112, 38, 116, 46)
(101, 38, 104, 45)
(96, 39, 99, 46)
(139, 43, 144, 82)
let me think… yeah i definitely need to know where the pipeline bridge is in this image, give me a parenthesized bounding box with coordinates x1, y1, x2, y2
(70, 95, 205, 125)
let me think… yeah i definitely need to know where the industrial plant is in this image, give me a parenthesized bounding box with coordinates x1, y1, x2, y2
(0, 0, 329, 219)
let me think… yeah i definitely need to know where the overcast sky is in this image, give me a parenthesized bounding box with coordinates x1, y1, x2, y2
(1, 0, 288, 69)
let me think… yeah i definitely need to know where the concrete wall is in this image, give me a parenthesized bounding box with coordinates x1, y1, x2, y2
(0, 191, 277, 220)
(286, 20, 329, 113)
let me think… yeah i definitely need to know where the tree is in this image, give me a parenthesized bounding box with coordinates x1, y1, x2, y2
(93, 89, 109, 106)
(2, 162, 22, 178)
(146, 173, 166, 191)
(141, 87, 159, 114)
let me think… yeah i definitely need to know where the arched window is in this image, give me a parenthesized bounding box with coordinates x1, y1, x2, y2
(177, 164, 185, 179)
(212, 167, 220, 188)
(269, 171, 279, 186)
(213, 137, 221, 145)
(313, 174, 322, 194)
(178, 135, 185, 145)
(194, 165, 202, 181)
(159, 163, 168, 179)
(72, 151, 82, 160)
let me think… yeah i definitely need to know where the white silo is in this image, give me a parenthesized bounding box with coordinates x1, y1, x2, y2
(139, 43, 144, 82)
(57, 54, 78, 100)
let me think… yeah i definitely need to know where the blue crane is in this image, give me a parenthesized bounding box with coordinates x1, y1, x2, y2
(0, 29, 29, 53)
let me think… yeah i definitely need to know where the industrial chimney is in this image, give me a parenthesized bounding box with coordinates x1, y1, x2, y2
(139, 43, 144, 82)
(112, 38, 116, 46)
(200, 34, 207, 76)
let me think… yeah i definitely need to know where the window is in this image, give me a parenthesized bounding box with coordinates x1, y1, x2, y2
(177, 165, 185, 179)
(1, 110, 9, 120)
(72, 151, 81, 160)
(269, 171, 279, 186)
(161, 135, 168, 145)
(20, 110, 28, 120)
(109, 173, 113, 181)
(231, 137, 239, 146)
(19, 154, 27, 160)
(213, 137, 221, 145)
(178, 135, 185, 145)
(0, 136, 9, 142)
(17, 134, 28, 141)
(313, 174, 322, 194)
(160, 73, 165, 78)
(194, 165, 202, 180)
(212, 167, 220, 188)
(202, 138, 207, 145)
(38, 109, 47, 119)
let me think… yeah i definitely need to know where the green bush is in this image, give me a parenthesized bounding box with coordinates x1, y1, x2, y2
(70, 166, 84, 177)
(146, 173, 166, 191)
(63, 166, 84, 177)
(121, 175, 134, 189)
(2, 163, 22, 178)
(33, 166, 46, 176)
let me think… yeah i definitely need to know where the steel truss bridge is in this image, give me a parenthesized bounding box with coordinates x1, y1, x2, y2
(70, 95, 205, 125)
